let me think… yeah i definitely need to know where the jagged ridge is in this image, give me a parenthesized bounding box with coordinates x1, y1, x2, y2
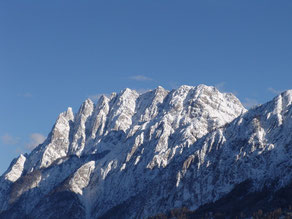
(1, 85, 291, 219)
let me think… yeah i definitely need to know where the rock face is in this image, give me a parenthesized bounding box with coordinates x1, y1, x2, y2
(1, 84, 292, 218)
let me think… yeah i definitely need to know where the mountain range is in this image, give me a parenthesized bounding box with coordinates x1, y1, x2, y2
(1, 84, 292, 218)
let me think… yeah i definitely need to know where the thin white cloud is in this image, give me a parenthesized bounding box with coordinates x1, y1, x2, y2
(268, 87, 283, 95)
(1, 134, 19, 145)
(242, 98, 259, 109)
(18, 92, 32, 98)
(129, 75, 154, 82)
(26, 133, 46, 150)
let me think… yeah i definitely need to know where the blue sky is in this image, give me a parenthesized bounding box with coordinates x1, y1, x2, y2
(0, 0, 292, 174)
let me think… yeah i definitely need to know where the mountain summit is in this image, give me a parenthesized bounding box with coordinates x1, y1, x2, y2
(1, 85, 292, 218)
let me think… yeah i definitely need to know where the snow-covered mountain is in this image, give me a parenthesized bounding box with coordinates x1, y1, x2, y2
(1, 84, 292, 218)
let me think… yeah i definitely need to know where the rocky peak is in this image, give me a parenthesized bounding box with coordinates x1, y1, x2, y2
(76, 99, 94, 119)
(3, 154, 26, 183)
(133, 86, 169, 123)
(69, 99, 94, 156)
(61, 107, 74, 121)
(105, 88, 139, 133)
(25, 107, 75, 170)
(87, 95, 110, 141)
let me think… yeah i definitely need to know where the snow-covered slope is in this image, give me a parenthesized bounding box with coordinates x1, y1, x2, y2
(1, 84, 291, 218)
